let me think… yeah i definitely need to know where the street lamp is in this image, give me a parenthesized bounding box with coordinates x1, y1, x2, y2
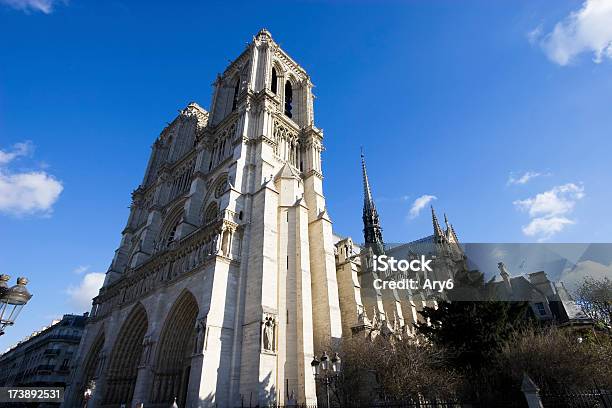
(83, 380, 96, 408)
(311, 351, 342, 408)
(0, 275, 33, 336)
(331, 352, 341, 373)
(311, 355, 320, 376)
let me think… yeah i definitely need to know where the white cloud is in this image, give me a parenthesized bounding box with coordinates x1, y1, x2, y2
(0, 171, 63, 216)
(0, 142, 63, 216)
(409, 194, 437, 219)
(527, 25, 543, 45)
(491, 247, 508, 260)
(514, 183, 584, 218)
(0, 0, 62, 14)
(513, 183, 584, 241)
(522, 216, 575, 240)
(73, 265, 90, 275)
(0, 141, 33, 165)
(507, 171, 547, 185)
(66, 272, 105, 312)
(532, 0, 612, 65)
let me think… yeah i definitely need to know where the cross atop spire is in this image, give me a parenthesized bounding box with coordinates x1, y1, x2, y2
(361, 150, 384, 254)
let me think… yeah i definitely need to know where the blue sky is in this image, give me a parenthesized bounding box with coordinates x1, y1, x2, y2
(1, 0, 611, 350)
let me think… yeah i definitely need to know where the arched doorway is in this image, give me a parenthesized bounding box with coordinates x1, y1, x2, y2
(103, 303, 148, 406)
(79, 330, 104, 405)
(150, 291, 199, 407)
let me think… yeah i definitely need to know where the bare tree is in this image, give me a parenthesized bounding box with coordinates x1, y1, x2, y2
(497, 326, 612, 393)
(335, 334, 462, 406)
(575, 276, 612, 329)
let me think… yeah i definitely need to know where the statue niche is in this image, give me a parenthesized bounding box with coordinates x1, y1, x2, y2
(261, 314, 277, 353)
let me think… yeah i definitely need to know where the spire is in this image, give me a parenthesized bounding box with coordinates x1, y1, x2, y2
(361, 148, 375, 213)
(443, 212, 460, 244)
(361, 149, 384, 254)
(431, 206, 445, 242)
(444, 212, 452, 240)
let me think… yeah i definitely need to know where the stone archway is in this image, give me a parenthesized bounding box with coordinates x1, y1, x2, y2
(150, 291, 199, 407)
(103, 303, 148, 406)
(78, 330, 105, 405)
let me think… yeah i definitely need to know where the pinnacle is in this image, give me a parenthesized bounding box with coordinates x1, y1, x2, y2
(256, 28, 273, 39)
(275, 163, 301, 180)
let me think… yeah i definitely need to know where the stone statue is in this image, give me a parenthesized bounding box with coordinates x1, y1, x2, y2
(262, 315, 276, 351)
(194, 318, 207, 354)
(140, 336, 152, 366)
(95, 352, 107, 377)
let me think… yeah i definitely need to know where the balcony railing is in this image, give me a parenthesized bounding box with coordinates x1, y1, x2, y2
(36, 364, 55, 373)
(50, 334, 81, 342)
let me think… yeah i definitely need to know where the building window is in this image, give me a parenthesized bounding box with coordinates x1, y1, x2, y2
(535, 302, 546, 316)
(214, 177, 228, 198)
(166, 223, 178, 247)
(284, 81, 293, 118)
(271, 67, 278, 94)
(232, 78, 240, 111)
(204, 202, 219, 224)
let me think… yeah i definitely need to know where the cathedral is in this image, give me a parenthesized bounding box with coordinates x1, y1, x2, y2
(64, 29, 463, 408)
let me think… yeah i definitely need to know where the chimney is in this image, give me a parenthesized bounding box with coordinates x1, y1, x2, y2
(497, 262, 513, 293)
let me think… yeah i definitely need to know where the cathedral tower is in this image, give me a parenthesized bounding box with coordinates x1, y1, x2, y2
(65, 29, 342, 408)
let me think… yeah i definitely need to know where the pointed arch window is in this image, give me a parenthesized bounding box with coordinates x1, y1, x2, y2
(284, 80, 293, 118)
(204, 202, 219, 224)
(271, 67, 278, 94)
(166, 222, 179, 247)
(232, 78, 240, 111)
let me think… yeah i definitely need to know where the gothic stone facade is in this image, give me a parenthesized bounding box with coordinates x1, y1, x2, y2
(64, 30, 458, 408)
(65, 29, 340, 408)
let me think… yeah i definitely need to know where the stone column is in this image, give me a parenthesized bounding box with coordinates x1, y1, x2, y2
(238, 180, 280, 406)
(131, 335, 155, 406)
(335, 239, 368, 337)
(303, 172, 343, 354)
(186, 316, 207, 406)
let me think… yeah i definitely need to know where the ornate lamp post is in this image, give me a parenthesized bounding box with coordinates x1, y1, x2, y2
(83, 380, 96, 408)
(0, 275, 33, 336)
(311, 351, 341, 408)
